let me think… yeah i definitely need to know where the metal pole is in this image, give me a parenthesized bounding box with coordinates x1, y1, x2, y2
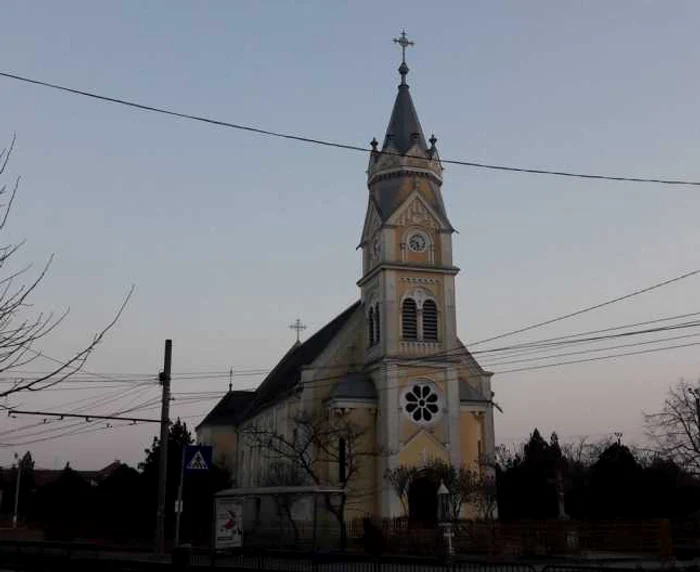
(312, 494, 318, 553)
(12, 454, 21, 528)
(155, 339, 172, 554)
(174, 443, 186, 547)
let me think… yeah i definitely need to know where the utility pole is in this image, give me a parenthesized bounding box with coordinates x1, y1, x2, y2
(155, 339, 172, 554)
(174, 444, 186, 547)
(12, 453, 21, 528)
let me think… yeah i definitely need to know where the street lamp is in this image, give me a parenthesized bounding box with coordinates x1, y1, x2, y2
(437, 481, 454, 558)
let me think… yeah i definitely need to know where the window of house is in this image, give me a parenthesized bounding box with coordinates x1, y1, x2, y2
(422, 299, 438, 341)
(368, 306, 375, 346)
(402, 298, 418, 340)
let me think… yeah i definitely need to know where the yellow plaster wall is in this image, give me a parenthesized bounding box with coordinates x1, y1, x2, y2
(399, 429, 448, 466)
(302, 318, 378, 518)
(459, 410, 484, 472)
(343, 407, 379, 519)
(393, 230, 442, 266)
(396, 278, 441, 301)
(398, 370, 448, 444)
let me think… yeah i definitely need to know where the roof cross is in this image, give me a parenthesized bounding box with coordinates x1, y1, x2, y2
(289, 318, 307, 343)
(393, 30, 414, 64)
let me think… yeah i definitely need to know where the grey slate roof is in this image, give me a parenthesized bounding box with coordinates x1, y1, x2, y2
(242, 301, 362, 419)
(370, 176, 452, 229)
(330, 372, 377, 402)
(459, 381, 489, 404)
(196, 390, 255, 429)
(383, 82, 428, 155)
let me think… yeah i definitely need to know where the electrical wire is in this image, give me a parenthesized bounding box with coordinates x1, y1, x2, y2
(496, 339, 700, 374)
(468, 266, 700, 347)
(2, 70, 700, 187)
(482, 330, 700, 368)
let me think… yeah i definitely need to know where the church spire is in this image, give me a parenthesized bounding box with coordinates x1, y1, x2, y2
(383, 31, 428, 155)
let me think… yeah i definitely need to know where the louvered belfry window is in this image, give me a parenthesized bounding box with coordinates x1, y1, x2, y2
(402, 298, 418, 340)
(368, 307, 375, 346)
(423, 300, 438, 341)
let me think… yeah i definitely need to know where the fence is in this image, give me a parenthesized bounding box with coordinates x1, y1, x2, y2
(348, 519, 676, 558)
(1, 540, 699, 572)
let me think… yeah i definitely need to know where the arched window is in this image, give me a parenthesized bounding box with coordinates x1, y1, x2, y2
(368, 306, 375, 346)
(402, 298, 418, 340)
(423, 300, 438, 341)
(374, 303, 381, 344)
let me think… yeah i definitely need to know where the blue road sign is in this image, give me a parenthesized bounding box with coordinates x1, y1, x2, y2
(184, 445, 212, 472)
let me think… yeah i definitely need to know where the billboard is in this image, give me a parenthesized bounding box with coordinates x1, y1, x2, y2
(215, 497, 243, 549)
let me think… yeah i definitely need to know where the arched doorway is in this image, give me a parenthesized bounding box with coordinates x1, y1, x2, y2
(408, 477, 438, 524)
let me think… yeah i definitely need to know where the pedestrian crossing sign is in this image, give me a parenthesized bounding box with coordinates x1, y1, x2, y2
(184, 445, 212, 472)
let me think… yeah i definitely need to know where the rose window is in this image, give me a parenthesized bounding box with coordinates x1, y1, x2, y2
(402, 382, 442, 425)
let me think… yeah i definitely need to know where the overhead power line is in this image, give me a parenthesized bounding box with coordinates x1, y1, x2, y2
(2, 70, 700, 187)
(496, 339, 700, 374)
(469, 266, 700, 347)
(8, 409, 160, 424)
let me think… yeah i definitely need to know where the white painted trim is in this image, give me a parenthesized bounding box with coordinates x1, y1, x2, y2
(400, 426, 446, 456)
(459, 403, 489, 412)
(400, 379, 444, 427)
(386, 188, 449, 232)
(327, 397, 378, 411)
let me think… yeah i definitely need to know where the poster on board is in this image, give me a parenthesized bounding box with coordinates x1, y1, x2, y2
(215, 498, 243, 549)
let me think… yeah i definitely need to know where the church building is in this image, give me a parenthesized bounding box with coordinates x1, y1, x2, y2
(197, 36, 496, 520)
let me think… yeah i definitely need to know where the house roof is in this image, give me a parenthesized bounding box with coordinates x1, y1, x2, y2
(459, 381, 489, 404)
(241, 301, 362, 420)
(30, 461, 127, 488)
(370, 176, 451, 228)
(457, 338, 489, 376)
(196, 390, 256, 429)
(382, 78, 428, 155)
(330, 372, 377, 402)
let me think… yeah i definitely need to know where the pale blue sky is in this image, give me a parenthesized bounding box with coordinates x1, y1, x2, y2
(3, 1, 700, 468)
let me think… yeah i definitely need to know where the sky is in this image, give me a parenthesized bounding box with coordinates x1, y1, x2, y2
(2, 1, 700, 469)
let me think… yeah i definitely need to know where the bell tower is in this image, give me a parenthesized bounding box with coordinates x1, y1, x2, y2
(358, 33, 477, 517)
(359, 31, 458, 363)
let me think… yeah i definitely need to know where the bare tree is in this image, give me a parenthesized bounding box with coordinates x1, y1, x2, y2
(263, 461, 307, 544)
(243, 410, 369, 548)
(427, 459, 479, 520)
(644, 378, 700, 474)
(385, 460, 480, 520)
(384, 465, 413, 516)
(0, 136, 131, 400)
(473, 474, 498, 521)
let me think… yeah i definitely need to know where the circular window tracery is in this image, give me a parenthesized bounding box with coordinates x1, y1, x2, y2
(401, 382, 442, 425)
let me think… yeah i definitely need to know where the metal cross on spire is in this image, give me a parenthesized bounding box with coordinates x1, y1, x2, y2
(289, 318, 307, 343)
(393, 30, 414, 64)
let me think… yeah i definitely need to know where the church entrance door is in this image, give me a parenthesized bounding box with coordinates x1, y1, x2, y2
(408, 477, 438, 525)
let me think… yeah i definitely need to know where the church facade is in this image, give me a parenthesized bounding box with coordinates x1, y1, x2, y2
(197, 45, 496, 520)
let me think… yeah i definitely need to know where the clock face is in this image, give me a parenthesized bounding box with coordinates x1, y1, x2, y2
(372, 237, 381, 258)
(408, 233, 427, 253)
